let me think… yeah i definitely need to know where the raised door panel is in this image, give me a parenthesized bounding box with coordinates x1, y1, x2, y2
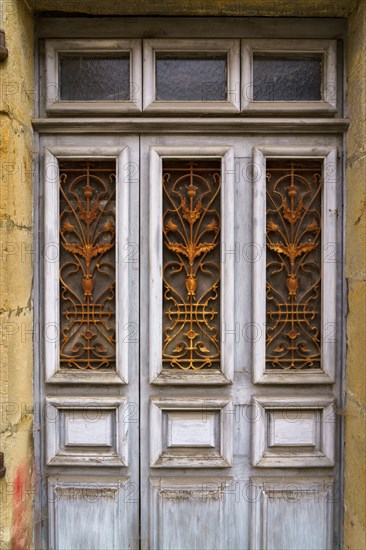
(149, 477, 244, 550)
(250, 477, 334, 550)
(252, 397, 336, 467)
(46, 397, 129, 466)
(48, 476, 137, 550)
(150, 398, 233, 468)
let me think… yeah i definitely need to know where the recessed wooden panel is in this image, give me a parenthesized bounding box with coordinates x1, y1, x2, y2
(46, 397, 128, 466)
(149, 477, 234, 550)
(268, 410, 317, 447)
(48, 476, 133, 550)
(252, 397, 336, 467)
(150, 398, 232, 467)
(64, 410, 113, 447)
(250, 477, 334, 550)
(167, 411, 216, 448)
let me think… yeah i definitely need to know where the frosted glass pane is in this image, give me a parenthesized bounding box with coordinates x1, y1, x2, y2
(60, 55, 130, 101)
(253, 54, 322, 101)
(156, 55, 227, 101)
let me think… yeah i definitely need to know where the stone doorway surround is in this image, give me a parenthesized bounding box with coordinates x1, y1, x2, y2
(0, 1, 365, 549)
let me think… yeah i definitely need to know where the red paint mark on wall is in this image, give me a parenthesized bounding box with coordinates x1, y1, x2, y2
(11, 464, 31, 550)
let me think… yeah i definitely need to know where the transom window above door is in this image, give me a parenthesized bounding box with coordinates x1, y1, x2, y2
(43, 37, 337, 115)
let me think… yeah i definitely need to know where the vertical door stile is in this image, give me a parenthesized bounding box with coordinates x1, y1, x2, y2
(41, 139, 140, 550)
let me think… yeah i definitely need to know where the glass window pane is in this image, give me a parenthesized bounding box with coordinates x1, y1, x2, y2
(60, 55, 130, 101)
(253, 54, 322, 101)
(156, 54, 227, 101)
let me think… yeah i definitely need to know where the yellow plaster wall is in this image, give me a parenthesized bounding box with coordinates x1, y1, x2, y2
(0, 1, 365, 549)
(0, 1, 35, 548)
(345, 1, 366, 548)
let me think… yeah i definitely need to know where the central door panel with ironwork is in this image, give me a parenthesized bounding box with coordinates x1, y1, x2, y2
(139, 134, 341, 550)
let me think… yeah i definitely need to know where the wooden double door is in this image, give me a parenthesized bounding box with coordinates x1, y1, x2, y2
(40, 133, 342, 549)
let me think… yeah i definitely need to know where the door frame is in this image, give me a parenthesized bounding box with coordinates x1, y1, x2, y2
(33, 16, 348, 549)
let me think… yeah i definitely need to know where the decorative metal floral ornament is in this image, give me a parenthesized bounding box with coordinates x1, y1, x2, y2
(59, 161, 116, 370)
(266, 160, 322, 370)
(162, 160, 221, 371)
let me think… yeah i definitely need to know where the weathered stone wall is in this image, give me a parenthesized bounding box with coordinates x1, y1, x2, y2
(0, 1, 365, 549)
(0, 1, 34, 548)
(27, 0, 359, 17)
(345, 1, 366, 548)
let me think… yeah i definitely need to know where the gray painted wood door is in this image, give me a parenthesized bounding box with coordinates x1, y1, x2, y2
(139, 134, 341, 550)
(42, 135, 140, 550)
(41, 132, 342, 549)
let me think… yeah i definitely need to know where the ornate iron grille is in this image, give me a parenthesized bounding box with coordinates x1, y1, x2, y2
(162, 160, 221, 370)
(59, 161, 116, 370)
(266, 160, 322, 370)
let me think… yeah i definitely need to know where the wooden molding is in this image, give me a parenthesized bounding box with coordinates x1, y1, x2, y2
(33, 117, 349, 134)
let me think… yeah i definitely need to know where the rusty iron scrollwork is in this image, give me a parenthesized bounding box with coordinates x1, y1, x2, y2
(162, 160, 221, 370)
(59, 161, 116, 370)
(266, 160, 322, 370)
